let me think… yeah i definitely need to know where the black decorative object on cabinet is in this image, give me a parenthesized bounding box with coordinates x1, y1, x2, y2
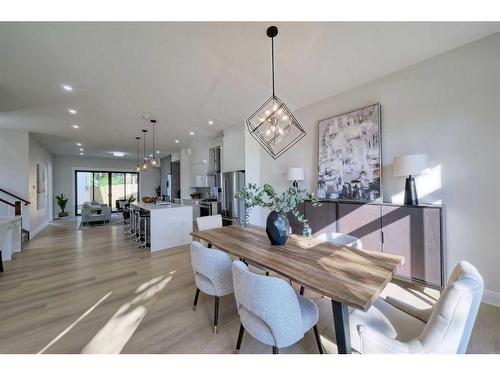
(266, 211, 290, 245)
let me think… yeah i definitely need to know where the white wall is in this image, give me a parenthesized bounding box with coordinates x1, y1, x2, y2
(53, 155, 160, 217)
(0, 128, 30, 228)
(179, 136, 222, 198)
(250, 32, 500, 299)
(28, 135, 54, 236)
(222, 125, 245, 172)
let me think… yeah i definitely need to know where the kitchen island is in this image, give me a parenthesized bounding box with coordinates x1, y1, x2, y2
(130, 202, 193, 252)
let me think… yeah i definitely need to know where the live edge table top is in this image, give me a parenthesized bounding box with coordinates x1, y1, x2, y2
(191, 224, 404, 311)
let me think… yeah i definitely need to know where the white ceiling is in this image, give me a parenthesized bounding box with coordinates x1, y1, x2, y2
(1, 22, 499, 159)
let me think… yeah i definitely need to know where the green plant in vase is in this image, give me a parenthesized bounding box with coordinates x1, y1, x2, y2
(236, 183, 320, 245)
(56, 193, 69, 218)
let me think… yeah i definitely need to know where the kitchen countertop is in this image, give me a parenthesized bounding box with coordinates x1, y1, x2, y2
(130, 202, 185, 211)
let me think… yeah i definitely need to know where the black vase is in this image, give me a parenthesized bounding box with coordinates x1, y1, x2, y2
(266, 211, 290, 245)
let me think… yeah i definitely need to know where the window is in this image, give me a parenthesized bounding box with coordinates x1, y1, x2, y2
(75, 171, 139, 214)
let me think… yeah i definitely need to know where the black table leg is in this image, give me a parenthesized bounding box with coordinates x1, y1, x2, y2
(331, 300, 351, 354)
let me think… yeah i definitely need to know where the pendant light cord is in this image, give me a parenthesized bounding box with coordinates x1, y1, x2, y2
(271, 36, 275, 97)
(136, 138, 139, 165)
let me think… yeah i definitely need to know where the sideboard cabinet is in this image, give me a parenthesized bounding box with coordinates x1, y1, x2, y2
(290, 200, 445, 288)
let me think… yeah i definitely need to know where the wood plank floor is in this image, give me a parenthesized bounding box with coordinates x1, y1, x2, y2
(0, 218, 498, 354)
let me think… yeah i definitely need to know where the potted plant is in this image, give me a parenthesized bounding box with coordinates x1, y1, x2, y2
(56, 193, 69, 218)
(236, 183, 320, 245)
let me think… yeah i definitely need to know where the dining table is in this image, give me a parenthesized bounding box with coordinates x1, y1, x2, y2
(191, 224, 404, 354)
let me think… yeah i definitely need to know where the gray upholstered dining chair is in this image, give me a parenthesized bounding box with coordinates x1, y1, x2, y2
(197, 215, 270, 276)
(232, 260, 323, 354)
(349, 261, 484, 353)
(190, 241, 234, 333)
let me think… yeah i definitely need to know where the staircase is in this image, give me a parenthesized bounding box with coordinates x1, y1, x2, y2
(0, 188, 31, 270)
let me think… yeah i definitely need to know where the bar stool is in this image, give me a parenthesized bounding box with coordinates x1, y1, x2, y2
(137, 213, 150, 248)
(129, 208, 139, 239)
(122, 207, 131, 233)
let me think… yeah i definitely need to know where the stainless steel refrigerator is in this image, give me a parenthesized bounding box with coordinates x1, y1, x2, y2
(221, 170, 245, 226)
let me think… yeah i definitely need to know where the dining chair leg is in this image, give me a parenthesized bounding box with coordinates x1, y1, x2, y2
(235, 323, 245, 353)
(213, 296, 219, 334)
(272, 346, 279, 354)
(192, 288, 200, 311)
(299, 286, 305, 296)
(313, 324, 324, 354)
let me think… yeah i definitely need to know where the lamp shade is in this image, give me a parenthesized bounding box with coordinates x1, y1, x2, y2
(393, 154, 428, 177)
(287, 167, 304, 181)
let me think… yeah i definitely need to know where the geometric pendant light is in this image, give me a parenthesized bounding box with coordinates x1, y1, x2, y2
(246, 26, 306, 160)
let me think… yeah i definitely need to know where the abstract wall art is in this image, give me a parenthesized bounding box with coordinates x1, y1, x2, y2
(317, 103, 382, 201)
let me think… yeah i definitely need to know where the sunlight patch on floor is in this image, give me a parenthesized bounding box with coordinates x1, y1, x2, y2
(38, 292, 112, 354)
(81, 274, 173, 354)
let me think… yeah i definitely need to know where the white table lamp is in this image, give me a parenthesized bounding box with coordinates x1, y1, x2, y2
(287, 167, 304, 188)
(393, 154, 428, 205)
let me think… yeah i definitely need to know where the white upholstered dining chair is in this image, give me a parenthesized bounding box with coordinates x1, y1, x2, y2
(232, 260, 323, 354)
(296, 232, 363, 296)
(315, 232, 363, 249)
(349, 261, 484, 354)
(196, 215, 223, 247)
(190, 241, 234, 333)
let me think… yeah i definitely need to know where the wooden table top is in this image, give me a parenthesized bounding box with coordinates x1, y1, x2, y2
(191, 224, 404, 311)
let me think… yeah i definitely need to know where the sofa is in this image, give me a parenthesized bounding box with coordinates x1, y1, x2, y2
(81, 201, 112, 226)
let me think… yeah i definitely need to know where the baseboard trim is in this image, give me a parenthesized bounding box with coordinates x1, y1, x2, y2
(30, 221, 49, 239)
(483, 289, 500, 307)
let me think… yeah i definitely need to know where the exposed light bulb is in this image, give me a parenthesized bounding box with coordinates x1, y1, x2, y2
(72, 124, 79, 129)
(174, 139, 179, 143)
(68, 108, 77, 114)
(156, 150, 160, 154)
(62, 84, 73, 91)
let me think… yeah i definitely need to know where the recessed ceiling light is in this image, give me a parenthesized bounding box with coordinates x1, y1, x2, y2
(79, 148, 84, 151)
(72, 124, 79, 129)
(174, 139, 179, 143)
(208, 120, 214, 125)
(76, 142, 82, 146)
(62, 84, 73, 91)
(68, 109, 77, 114)
(111, 152, 125, 157)
(189, 131, 195, 136)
